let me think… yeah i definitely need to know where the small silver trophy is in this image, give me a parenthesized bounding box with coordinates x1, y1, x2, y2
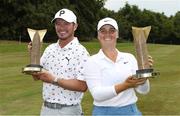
(22, 28, 47, 75)
(132, 26, 159, 78)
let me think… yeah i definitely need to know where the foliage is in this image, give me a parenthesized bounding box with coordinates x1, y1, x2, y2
(0, 1, 179, 44)
(114, 4, 180, 44)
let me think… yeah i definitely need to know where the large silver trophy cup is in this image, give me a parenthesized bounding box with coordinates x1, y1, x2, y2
(22, 28, 47, 75)
(132, 26, 159, 78)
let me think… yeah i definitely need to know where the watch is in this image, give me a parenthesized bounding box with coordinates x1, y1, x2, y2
(52, 77, 59, 85)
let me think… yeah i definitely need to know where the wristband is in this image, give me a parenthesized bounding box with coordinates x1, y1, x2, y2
(52, 77, 59, 85)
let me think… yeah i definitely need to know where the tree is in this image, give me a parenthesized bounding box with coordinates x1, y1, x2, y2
(72, 0, 105, 41)
(0, 0, 179, 44)
(173, 12, 180, 39)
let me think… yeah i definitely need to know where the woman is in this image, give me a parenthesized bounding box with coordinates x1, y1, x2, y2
(83, 17, 153, 115)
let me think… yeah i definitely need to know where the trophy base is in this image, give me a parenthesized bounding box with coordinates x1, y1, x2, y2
(22, 64, 45, 75)
(135, 69, 159, 78)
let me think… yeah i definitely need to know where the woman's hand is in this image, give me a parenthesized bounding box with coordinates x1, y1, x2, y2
(148, 55, 154, 67)
(124, 76, 147, 88)
(115, 76, 147, 94)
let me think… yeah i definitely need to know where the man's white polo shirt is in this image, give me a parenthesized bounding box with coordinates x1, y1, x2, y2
(83, 49, 150, 107)
(40, 37, 89, 105)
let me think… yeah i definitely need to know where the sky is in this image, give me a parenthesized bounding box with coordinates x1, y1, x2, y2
(104, 0, 180, 17)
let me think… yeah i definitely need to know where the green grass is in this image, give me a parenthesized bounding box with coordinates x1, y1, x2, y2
(0, 40, 180, 115)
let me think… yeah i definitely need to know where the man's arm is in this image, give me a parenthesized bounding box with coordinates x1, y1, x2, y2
(32, 71, 87, 92)
(57, 79, 87, 92)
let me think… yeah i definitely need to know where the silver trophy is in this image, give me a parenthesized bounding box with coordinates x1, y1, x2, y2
(132, 26, 159, 78)
(22, 28, 47, 75)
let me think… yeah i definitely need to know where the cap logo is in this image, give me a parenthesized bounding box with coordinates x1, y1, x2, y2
(104, 20, 110, 22)
(59, 10, 65, 16)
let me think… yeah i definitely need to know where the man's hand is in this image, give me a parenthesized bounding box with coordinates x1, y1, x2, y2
(32, 74, 40, 81)
(28, 42, 32, 53)
(32, 70, 55, 83)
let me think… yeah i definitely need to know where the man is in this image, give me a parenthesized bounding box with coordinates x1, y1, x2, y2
(31, 8, 89, 115)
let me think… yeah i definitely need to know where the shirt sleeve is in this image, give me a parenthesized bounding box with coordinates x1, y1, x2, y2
(129, 54, 150, 94)
(76, 46, 90, 81)
(40, 45, 51, 69)
(83, 59, 117, 102)
(135, 79, 150, 94)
